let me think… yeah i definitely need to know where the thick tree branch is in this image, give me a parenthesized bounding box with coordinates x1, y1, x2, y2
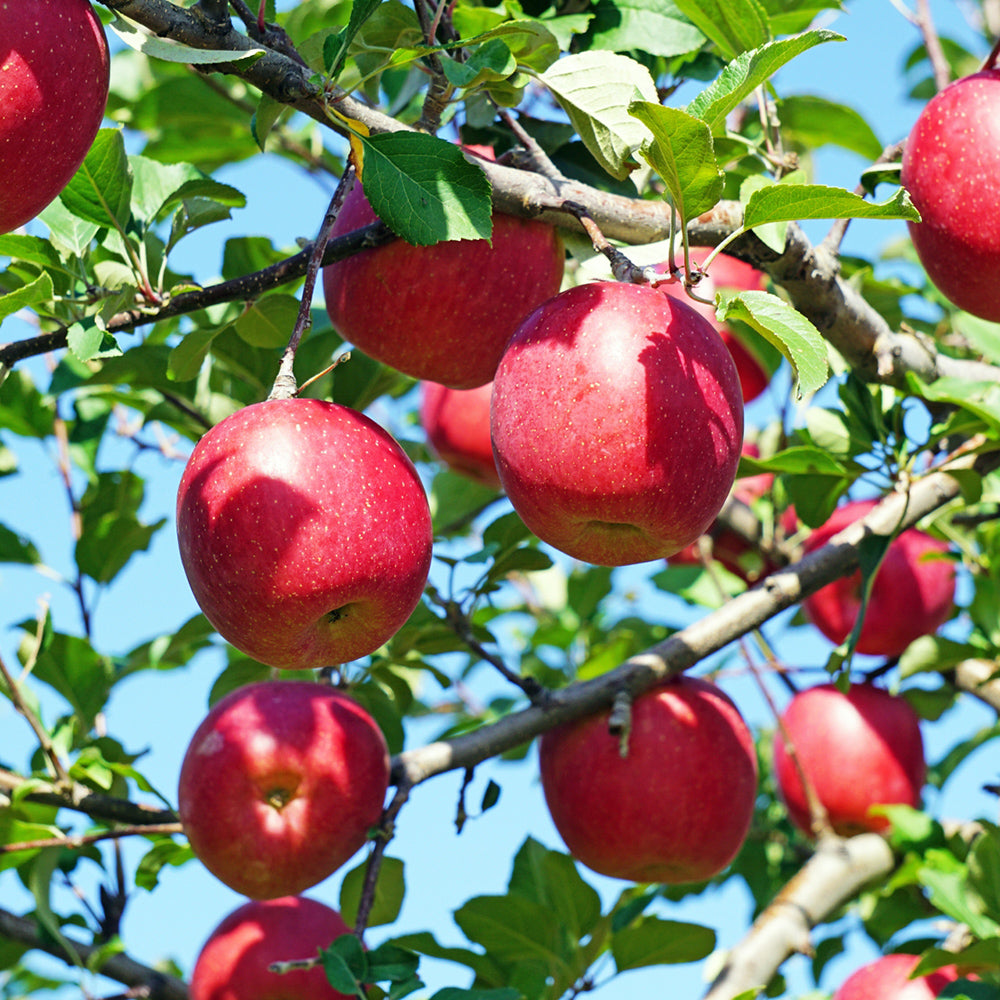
(703, 834, 896, 1000)
(0, 906, 187, 1000)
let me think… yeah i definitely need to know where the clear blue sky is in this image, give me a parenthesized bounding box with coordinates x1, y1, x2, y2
(1, 3, 996, 998)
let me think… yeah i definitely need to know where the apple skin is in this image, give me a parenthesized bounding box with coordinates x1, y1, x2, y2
(176, 398, 433, 669)
(901, 68, 1000, 320)
(539, 675, 758, 883)
(189, 896, 355, 1000)
(490, 281, 744, 567)
(322, 172, 565, 390)
(419, 380, 501, 489)
(0, 0, 110, 234)
(178, 680, 390, 899)
(660, 248, 770, 403)
(773, 683, 926, 837)
(832, 953, 960, 1000)
(802, 498, 955, 657)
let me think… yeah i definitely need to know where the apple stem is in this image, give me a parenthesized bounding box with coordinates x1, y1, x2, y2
(608, 690, 632, 758)
(268, 166, 357, 401)
(985, 35, 1000, 71)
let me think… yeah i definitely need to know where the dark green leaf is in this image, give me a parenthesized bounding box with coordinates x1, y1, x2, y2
(0, 524, 40, 565)
(584, 0, 705, 57)
(611, 916, 716, 970)
(778, 94, 883, 160)
(340, 856, 406, 928)
(60, 129, 133, 230)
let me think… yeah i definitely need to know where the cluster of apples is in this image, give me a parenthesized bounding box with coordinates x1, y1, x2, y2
(0, 0, 109, 234)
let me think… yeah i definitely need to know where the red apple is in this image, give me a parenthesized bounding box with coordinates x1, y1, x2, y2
(660, 248, 771, 403)
(178, 680, 390, 899)
(833, 953, 960, 1000)
(802, 498, 955, 657)
(190, 896, 354, 1000)
(419, 380, 500, 489)
(322, 154, 565, 389)
(773, 683, 926, 837)
(0, 0, 110, 234)
(901, 68, 1000, 320)
(176, 397, 433, 669)
(490, 281, 744, 566)
(540, 675, 757, 883)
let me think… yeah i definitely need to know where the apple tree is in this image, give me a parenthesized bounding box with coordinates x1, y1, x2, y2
(1, 0, 1000, 998)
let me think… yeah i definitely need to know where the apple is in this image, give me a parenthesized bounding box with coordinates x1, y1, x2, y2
(0, 0, 110, 234)
(772, 682, 926, 837)
(322, 151, 565, 389)
(901, 67, 1000, 320)
(490, 281, 744, 566)
(539, 674, 757, 883)
(176, 397, 433, 669)
(660, 248, 771, 403)
(178, 680, 390, 899)
(189, 896, 354, 1000)
(802, 498, 955, 657)
(419, 380, 501, 489)
(833, 953, 960, 1000)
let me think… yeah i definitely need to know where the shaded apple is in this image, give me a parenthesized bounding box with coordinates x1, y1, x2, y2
(322, 150, 565, 389)
(176, 398, 433, 669)
(189, 896, 354, 1000)
(419, 380, 500, 489)
(178, 680, 390, 899)
(539, 674, 757, 883)
(902, 67, 1000, 320)
(490, 281, 744, 566)
(773, 682, 926, 837)
(833, 953, 960, 1000)
(0, 0, 110, 234)
(802, 498, 955, 657)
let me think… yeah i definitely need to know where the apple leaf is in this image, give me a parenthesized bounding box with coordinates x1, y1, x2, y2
(324, 0, 383, 80)
(234, 295, 301, 349)
(340, 856, 406, 928)
(778, 95, 884, 161)
(0, 271, 54, 324)
(67, 322, 121, 364)
(357, 132, 493, 246)
(719, 290, 829, 399)
(906, 374, 1000, 433)
(742, 183, 919, 229)
(584, 0, 706, 58)
(670, 0, 769, 60)
(109, 16, 266, 65)
(453, 893, 565, 964)
(390, 930, 506, 983)
(321, 934, 368, 998)
(686, 30, 843, 131)
(0, 234, 65, 271)
(736, 445, 848, 478)
(129, 156, 245, 225)
(611, 916, 716, 971)
(540, 52, 658, 181)
(442, 39, 518, 88)
(431, 470, 500, 535)
(629, 103, 723, 222)
(0, 523, 40, 565)
(967, 828, 1000, 919)
(60, 129, 133, 231)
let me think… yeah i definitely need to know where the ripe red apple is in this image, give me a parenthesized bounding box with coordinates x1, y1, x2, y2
(660, 248, 771, 403)
(833, 953, 960, 1000)
(189, 896, 354, 1000)
(419, 380, 500, 489)
(539, 674, 758, 883)
(176, 397, 433, 669)
(0, 0, 110, 234)
(178, 680, 390, 899)
(490, 281, 744, 566)
(802, 498, 955, 657)
(901, 68, 1000, 320)
(773, 682, 926, 837)
(322, 153, 565, 389)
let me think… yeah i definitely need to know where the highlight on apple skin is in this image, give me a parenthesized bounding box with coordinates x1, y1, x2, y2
(0, 0, 110, 234)
(539, 674, 758, 884)
(801, 498, 956, 657)
(773, 682, 926, 838)
(490, 281, 744, 567)
(189, 896, 355, 1000)
(176, 397, 433, 669)
(901, 67, 1000, 321)
(178, 680, 390, 899)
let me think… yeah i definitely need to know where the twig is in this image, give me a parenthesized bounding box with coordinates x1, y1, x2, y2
(558, 201, 663, 285)
(0, 822, 182, 855)
(915, 0, 953, 91)
(354, 783, 411, 937)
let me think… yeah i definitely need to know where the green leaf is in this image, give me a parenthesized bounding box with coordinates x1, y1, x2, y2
(719, 290, 829, 399)
(906, 374, 1000, 432)
(110, 17, 267, 65)
(431, 470, 500, 534)
(129, 156, 245, 225)
(0, 523, 40, 565)
(167, 325, 229, 382)
(919, 852, 1000, 939)
(391, 931, 504, 984)
(778, 94, 884, 160)
(968, 827, 1000, 919)
(67, 321, 121, 364)
(540, 52, 658, 181)
(234, 295, 300, 349)
(326, 0, 383, 79)
(365, 942, 421, 985)
(59, 129, 133, 230)
(0, 271, 54, 324)
(454, 894, 567, 967)
(742, 183, 919, 229)
(687, 31, 844, 131)
(0, 234, 64, 270)
(954, 312, 1000, 363)
(630, 103, 722, 222)
(38, 197, 101, 256)
(321, 933, 367, 998)
(442, 39, 517, 88)
(671, 0, 769, 59)
(612, 916, 715, 970)
(27, 849, 80, 969)
(358, 132, 493, 246)
(340, 856, 405, 928)
(585, 0, 706, 58)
